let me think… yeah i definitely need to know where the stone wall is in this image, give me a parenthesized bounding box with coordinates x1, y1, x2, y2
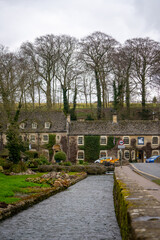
(114, 167, 160, 239)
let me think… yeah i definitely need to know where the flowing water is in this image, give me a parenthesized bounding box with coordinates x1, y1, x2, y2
(0, 175, 121, 240)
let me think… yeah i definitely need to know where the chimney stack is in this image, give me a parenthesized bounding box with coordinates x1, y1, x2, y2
(112, 114, 117, 123)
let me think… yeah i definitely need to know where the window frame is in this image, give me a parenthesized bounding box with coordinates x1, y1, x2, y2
(19, 123, 25, 129)
(77, 150, 84, 160)
(123, 136, 130, 145)
(100, 136, 107, 145)
(42, 134, 49, 142)
(30, 134, 36, 143)
(152, 136, 159, 145)
(45, 122, 51, 129)
(152, 150, 159, 156)
(32, 122, 37, 129)
(99, 150, 107, 158)
(124, 150, 130, 160)
(131, 150, 135, 161)
(77, 136, 84, 145)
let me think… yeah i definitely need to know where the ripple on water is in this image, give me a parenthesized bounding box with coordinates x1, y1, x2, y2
(0, 175, 121, 240)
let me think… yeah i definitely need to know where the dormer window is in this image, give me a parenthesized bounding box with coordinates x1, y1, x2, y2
(19, 123, 25, 129)
(45, 122, 51, 129)
(32, 122, 37, 129)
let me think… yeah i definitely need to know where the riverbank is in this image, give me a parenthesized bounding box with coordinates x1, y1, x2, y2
(114, 165, 160, 240)
(0, 172, 87, 222)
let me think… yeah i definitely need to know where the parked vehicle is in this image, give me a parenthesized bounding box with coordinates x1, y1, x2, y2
(146, 155, 160, 163)
(94, 157, 119, 164)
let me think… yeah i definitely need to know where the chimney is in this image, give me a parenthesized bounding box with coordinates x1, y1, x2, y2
(67, 114, 71, 123)
(112, 114, 117, 123)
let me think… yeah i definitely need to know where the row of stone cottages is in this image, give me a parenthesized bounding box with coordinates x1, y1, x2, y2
(0, 111, 159, 163)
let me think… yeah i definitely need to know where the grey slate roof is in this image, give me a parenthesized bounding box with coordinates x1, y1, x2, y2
(1, 111, 67, 133)
(69, 120, 160, 136)
(19, 111, 67, 133)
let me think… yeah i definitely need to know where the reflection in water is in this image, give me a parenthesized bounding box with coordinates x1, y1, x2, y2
(0, 175, 121, 240)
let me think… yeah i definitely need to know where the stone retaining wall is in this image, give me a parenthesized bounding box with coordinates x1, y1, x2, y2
(0, 172, 87, 222)
(114, 167, 160, 240)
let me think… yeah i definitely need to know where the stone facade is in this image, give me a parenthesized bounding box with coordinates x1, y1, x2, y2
(0, 111, 160, 163)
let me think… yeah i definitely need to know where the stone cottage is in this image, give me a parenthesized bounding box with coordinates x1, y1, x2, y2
(0, 111, 159, 163)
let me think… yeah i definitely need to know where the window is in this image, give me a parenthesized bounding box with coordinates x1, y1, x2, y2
(100, 136, 107, 145)
(123, 136, 130, 145)
(100, 151, 107, 158)
(124, 150, 130, 160)
(77, 150, 84, 160)
(152, 137, 159, 145)
(45, 122, 51, 129)
(42, 134, 49, 142)
(152, 150, 159, 156)
(56, 135, 61, 142)
(19, 123, 25, 129)
(30, 135, 36, 143)
(32, 122, 37, 129)
(131, 150, 135, 161)
(78, 136, 84, 145)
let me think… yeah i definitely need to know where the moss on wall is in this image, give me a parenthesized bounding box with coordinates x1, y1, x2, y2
(113, 175, 131, 240)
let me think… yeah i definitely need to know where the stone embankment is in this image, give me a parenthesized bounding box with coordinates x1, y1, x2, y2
(0, 172, 87, 222)
(114, 166, 160, 240)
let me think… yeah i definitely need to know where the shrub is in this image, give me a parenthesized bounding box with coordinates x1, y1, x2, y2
(79, 160, 84, 164)
(9, 161, 27, 173)
(70, 165, 85, 172)
(84, 164, 106, 175)
(63, 161, 72, 166)
(25, 151, 38, 159)
(27, 155, 49, 168)
(3, 161, 13, 170)
(54, 151, 66, 162)
(0, 158, 6, 167)
(0, 166, 3, 172)
(38, 165, 55, 172)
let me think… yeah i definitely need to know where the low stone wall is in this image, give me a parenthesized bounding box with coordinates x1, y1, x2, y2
(0, 172, 87, 222)
(114, 167, 160, 240)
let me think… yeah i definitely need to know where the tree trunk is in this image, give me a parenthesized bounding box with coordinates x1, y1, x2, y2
(46, 81, 52, 110)
(95, 70, 101, 119)
(142, 76, 146, 115)
(62, 87, 69, 114)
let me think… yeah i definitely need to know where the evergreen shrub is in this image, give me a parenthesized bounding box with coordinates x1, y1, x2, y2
(54, 151, 66, 162)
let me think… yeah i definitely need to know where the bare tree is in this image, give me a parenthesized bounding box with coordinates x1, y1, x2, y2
(79, 31, 118, 119)
(125, 38, 160, 112)
(55, 35, 80, 114)
(21, 34, 59, 110)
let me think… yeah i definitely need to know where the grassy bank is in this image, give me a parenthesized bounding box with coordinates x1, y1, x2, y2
(0, 173, 50, 204)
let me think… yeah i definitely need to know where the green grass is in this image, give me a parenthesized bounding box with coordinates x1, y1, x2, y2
(0, 173, 50, 204)
(153, 179, 160, 185)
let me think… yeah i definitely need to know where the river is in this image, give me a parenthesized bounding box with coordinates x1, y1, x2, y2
(0, 175, 121, 240)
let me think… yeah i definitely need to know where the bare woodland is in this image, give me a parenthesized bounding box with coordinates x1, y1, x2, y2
(0, 31, 160, 119)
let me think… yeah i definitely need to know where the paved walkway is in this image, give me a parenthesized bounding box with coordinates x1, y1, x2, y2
(119, 165, 160, 202)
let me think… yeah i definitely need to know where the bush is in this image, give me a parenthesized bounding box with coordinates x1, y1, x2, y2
(63, 161, 72, 166)
(54, 151, 66, 162)
(0, 158, 6, 167)
(79, 160, 84, 165)
(25, 151, 38, 159)
(9, 161, 27, 173)
(0, 166, 3, 172)
(26, 155, 49, 168)
(3, 161, 13, 170)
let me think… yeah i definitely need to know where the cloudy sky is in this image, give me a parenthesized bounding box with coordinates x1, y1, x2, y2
(0, 0, 160, 50)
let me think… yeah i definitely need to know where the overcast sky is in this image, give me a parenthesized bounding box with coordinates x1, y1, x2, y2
(0, 0, 160, 51)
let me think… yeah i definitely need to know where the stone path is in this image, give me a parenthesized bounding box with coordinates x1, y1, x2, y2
(120, 165, 160, 202)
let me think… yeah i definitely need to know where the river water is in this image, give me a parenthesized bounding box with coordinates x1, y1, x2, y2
(0, 175, 121, 240)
